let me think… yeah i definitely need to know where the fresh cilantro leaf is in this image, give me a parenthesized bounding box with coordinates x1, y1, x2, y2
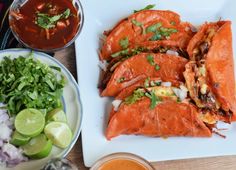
(144, 77, 150, 88)
(36, 8, 71, 29)
(63, 9, 71, 19)
(146, 55, 155, 66)
(111, 49, 129, 58)
(119, 37, 129, 49)
(134, 4, 156, 13)
(117, 77, 125, 83)
(149, 27, 178, 41)
(0, 54, 65, 115)
(155, 64, 160, 71)
(124, 88, 145, 104)
(130, 47, 147, 55)
(146, 23, 162, 33)
(145, 90, 162, 109)
(131, 19, 146, 35)
(155, 80, 162, 86)
(131, 19, 143, 27)
(36, 14, 56, 29)
(170, 21, 176, 25)
(149, 32, 162, 41)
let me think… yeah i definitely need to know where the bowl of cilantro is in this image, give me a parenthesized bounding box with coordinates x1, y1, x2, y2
(0, 49, 83, 169)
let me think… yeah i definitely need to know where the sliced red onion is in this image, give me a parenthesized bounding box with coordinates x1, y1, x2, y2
(161, 82, 172, 87)
(0, 103, 27, 167)
(98, 60, 108, 71)
(166, 50, 179, 56)
(0, 113, 9, 123)
(1, 143, 27, 167)
(112, 100, 122, 111)
(5, 117, 15, 129)
(0, 123, 12, 141)
(2, 143, 23, 160)
(0, 150, 8, 163)
(0, 140, 3, 147)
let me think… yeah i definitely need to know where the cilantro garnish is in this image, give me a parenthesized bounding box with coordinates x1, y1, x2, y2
(124, 88, 145, 104)
(36, 8, 70, 29)
(146, 23, 162, 33)
(134, 4, 156, 13)
(144, 77, 150, 88)
(131, 19, 146, 35)
(146, 55, 155, 66)
(117, 77, 125, 83)
(119, 37, 129, 49)
(111, 47, 147, 58)
(155, 64, 160, 71)
(111, 49, 129, 58)
(145, 90, 162, 109)
(170, 21, 176, 25)
(146, 23, 178, 41)
(0, 54, 65, 115)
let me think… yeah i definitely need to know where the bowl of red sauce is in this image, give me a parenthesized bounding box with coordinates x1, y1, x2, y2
(90, 153, 155, 170)
(9, 0, 83, 52)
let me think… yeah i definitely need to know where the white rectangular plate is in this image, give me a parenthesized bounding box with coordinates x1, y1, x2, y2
(75, 0, 236, 167)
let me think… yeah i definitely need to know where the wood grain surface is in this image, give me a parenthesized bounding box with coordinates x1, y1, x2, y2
(54, 45, 236, 170)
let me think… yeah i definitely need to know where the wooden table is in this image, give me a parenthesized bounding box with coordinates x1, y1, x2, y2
(54, 45, 236, 170)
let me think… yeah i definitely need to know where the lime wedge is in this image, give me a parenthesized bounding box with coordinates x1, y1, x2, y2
(46, 108, 67, 123)
(15, 108, 45, 137)
(10, 131, 31, 146)
(44, 122, 72, 148)
(22, 134, 52, 159)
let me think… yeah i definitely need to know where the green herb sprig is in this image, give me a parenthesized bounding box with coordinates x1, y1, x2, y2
(119, 37, 129, 49)
(124, 88, 145, 104)
(36, 9, 71, 29)
(111, 47, 147, 58)
(146, 23, 178, 41)
(131, 19, 146, 35)
(0, 54, 65, 115)
(117, 77, 125, 83)
(134, 4, 156, 13)
(146, 54, 160, 70)
(145, 90, 162, 109)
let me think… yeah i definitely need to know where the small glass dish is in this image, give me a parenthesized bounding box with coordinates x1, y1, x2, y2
(41, 158, 78, 170)
(90, 152, 155, 170)
(9, 0, 84, 52)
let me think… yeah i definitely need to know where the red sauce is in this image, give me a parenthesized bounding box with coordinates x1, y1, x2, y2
(10, 0, 80, 50)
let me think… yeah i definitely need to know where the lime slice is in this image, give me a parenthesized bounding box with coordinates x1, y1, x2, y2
(10, 131, 31, 146)
(15, 108, 45, 137)
(44, 122, 72, 148)
(46, 108, 67, 123)
(22, 134, 52, 159)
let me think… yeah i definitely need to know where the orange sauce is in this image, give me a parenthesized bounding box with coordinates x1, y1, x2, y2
(99, 159, 148, 170)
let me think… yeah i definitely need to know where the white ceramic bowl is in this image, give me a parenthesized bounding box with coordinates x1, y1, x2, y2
(0, 48, 83, 170)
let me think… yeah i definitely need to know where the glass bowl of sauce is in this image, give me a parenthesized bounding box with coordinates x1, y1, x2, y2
(9, 0, 84, 52)
(90, 153, 155, 170)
